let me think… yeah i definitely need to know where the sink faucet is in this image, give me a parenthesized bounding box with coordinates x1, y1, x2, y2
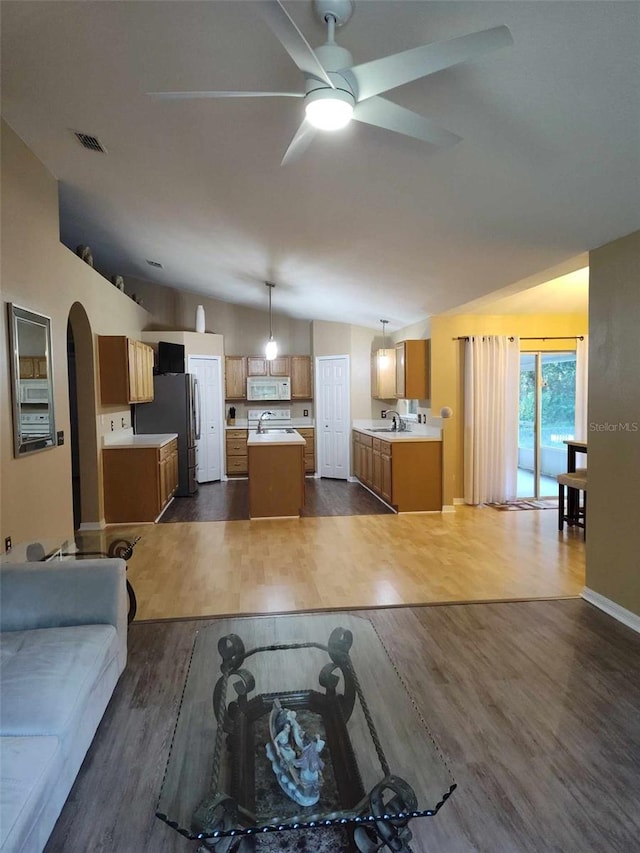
(386, 410, 407, 432)
(257, 411, 275, 434)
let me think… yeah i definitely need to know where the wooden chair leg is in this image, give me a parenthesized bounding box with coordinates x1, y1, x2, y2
(558, 483, 565, 531)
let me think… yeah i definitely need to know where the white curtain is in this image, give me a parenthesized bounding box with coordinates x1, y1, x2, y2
(574, 335, 589, 442)
(464, 336, 520, 505)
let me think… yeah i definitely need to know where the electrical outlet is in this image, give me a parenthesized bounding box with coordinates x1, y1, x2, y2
(418, 414, 422, 424)
(110, 420, 114, 431)
(303, 409, 309, 417)
(5, 537, 11, 552)
(57, 430, 64, 445)
(381, 410, 387, 419)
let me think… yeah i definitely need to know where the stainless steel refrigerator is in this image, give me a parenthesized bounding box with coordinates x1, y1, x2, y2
(134, 374, 200, 496)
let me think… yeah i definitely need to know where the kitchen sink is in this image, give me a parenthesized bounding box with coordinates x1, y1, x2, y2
(261, 428, 295, 434)
(370, 428, 398, 433)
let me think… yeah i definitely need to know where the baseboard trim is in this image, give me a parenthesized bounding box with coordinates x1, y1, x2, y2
(582, 587, 640, 634)
(442, 505, 456, 513)
(453, 498, 465, 506)
(78, 521, 106, 531)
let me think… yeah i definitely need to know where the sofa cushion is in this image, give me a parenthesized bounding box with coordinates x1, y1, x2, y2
(0, 624, 118, 737)
(0, 736, 61, 853)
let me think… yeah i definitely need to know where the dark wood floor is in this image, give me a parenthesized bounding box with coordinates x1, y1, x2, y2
(46, 600, 640, 852)
(160, 477, 393, 522)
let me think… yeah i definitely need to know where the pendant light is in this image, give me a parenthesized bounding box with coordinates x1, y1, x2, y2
(265, 282, 278, 361)
(378, 320, 390, 367)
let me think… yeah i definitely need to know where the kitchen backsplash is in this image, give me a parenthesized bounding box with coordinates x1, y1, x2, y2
(226, 402, 313, 421)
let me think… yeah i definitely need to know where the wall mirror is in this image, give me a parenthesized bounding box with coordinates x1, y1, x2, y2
(7, 303, 57, 456)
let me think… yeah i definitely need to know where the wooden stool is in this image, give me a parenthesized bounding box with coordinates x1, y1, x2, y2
(557, 471, 588, 537)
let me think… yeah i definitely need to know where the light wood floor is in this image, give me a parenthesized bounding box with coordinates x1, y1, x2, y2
(117, 505, 586, 620)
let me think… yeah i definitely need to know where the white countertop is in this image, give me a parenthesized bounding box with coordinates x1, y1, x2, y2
(226, 419, 314, 430)
(103, 430, 178, 449)
(247, 430, 306, 447)
(352, 420, 442, 442)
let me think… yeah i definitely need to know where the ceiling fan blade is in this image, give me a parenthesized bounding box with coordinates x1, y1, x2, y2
(343, 25, 513, 101)
(281, 120, 317, 166)
(353, 96, 461, 148)
(260, 1, 335, 88)
(148, 90, 304, 100)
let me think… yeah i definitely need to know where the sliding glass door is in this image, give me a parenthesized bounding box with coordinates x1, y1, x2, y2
(518, 351, 576, 499)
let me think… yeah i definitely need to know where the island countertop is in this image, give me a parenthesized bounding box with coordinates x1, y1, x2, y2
(247, 430, 306, 447)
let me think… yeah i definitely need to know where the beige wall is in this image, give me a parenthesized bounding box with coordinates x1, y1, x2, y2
(587, 230, 640, 616)
(430, 312, 589, 505)
(1, 121, 151, 542)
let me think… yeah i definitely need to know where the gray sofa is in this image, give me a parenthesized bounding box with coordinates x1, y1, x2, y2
(0, 559, 128, 853)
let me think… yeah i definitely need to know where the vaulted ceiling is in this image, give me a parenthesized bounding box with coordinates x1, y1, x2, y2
(2, 2, 638, 329)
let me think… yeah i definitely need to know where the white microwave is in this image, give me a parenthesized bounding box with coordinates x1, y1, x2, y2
(246, 376, 291, 401)
(19, 380, 50, 403)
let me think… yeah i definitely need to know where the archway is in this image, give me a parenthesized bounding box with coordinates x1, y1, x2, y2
(67, 302, 101, 529)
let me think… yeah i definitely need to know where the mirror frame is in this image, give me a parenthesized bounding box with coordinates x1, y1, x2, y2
(7, 303, 57, 457)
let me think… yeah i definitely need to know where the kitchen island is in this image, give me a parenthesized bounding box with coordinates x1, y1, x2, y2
(352, 422, 442, 512)
(247, 430, 306, 519)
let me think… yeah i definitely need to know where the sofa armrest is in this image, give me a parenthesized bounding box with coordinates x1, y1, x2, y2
(0, 559, 128, 669)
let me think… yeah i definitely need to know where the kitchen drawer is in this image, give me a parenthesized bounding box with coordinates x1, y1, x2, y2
(226, 439, 248, 456)
(159, 439, 177, 461)
(226, 456, 248, 474)
(226, 429, 248, 440)
(297, 428, 315, 439)
(379, 440, 391, 455)
(357, 432, 373, 448)
(372, 437, 381, 452)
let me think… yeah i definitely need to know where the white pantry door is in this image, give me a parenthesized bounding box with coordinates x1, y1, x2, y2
(188, 355, 222, 482)
(316, 356, 350, 480)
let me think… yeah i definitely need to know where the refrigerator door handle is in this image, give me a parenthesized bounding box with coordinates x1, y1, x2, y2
(193, 376, 202, 440)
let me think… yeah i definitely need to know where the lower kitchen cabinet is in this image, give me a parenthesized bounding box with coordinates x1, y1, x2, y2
(297, 427, 315, 473)
(352, 430, 441, 512)
(226, 428, 248, 476)
(103, 438, 178, 523)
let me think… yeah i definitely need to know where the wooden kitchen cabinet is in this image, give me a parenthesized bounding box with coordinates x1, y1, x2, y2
(19, 356, 48, 379)
(102, 438, 178, 523)
(297, 427, 315, 473)
(371, 351, 396, 400)
(352, 430, 441, 511)
(225, 357, 247, 400)
(395, 340, 429, 400)
(291, 356, 313, 400)
(246, 356, 290, 377)
(98, 336, 154, 405)
(225, 428, 248, 475)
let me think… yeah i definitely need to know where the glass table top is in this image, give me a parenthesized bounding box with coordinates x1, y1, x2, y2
(156, 613, 455, 848)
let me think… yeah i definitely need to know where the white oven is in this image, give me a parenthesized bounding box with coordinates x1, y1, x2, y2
(20, 380, 50, 404)
(246, 376, 291, 401)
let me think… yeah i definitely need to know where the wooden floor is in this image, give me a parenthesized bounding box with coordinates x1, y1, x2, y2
(45, 600, 640, 852)
(116, 503, 585, 621)
(159, 478, 392, 522)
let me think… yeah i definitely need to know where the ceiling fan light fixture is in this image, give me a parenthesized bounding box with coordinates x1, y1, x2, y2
(305, 89, 354, 131)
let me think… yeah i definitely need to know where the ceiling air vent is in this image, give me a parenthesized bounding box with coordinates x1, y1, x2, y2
(146, 259, 163, 269)
(73, 131, 107, 153)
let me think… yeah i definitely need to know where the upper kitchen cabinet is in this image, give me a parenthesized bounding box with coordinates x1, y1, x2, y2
(247, 356, 291, 377)
(291, 355, 313, 400)
(371, 350, 396, 400)
(98, 336, 154, 405)
(395, 340, 429, 400)
(19, 356, 48, 379)
(225, 356, 247, 400)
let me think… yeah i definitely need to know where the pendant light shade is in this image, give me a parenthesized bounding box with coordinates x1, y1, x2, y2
(265, 282, 278, 361)
(378, 320, 390, 367)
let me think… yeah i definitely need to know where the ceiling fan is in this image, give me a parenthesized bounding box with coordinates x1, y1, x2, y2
(149, 0, 513, 165)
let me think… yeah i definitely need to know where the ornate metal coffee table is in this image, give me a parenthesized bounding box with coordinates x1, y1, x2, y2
(156, 614, 455, 852)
